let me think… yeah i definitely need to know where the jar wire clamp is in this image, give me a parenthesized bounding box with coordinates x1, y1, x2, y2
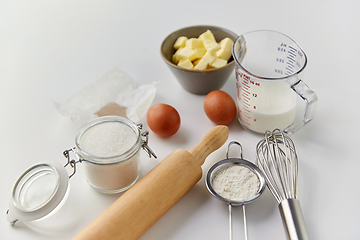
(63, 148, 81, 179)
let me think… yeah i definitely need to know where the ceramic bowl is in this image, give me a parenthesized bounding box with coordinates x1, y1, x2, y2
(160, 25, 238, 95)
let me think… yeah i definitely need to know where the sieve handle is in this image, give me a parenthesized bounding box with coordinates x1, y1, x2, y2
(229, 204, 232, 240)
(279, 198, 309, 240)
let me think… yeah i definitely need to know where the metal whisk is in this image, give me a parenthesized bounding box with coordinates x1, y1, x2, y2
(255, 129, 308, 240)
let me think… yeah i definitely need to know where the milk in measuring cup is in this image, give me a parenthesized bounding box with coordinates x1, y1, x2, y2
(237, 79, 297, 133)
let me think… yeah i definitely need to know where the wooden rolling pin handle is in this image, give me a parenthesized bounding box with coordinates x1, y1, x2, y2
(188, 125, 229, 165)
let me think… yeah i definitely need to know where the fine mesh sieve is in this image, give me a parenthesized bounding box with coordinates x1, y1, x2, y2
(206, 141, 266, 240)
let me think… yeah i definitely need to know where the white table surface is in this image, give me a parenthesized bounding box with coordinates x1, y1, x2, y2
(1, 0, 359, 239)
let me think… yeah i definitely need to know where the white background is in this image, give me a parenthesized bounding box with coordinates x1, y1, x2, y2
(1, 0, 359, 239)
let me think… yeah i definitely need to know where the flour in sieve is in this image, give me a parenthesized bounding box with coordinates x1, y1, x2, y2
(212, 164, 260, 201)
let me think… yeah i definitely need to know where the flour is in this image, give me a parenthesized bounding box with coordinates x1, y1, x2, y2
(212, 164, 260, 201)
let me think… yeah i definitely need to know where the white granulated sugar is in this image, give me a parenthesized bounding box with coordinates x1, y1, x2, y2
(80, 122, 137, 158)
(212, 164, 260, 201)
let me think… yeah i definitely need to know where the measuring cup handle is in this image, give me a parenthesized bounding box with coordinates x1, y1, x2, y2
(284, 80, 318, 134)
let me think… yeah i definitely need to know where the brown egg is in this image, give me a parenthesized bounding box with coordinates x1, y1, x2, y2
(147, 103, 181, 137)
(204, 90, 237, 125)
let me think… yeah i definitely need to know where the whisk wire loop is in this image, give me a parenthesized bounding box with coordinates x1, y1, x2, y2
(275, 131, 292, 200)
(256, 129, 299, 203)
(256, 136, 282, 203)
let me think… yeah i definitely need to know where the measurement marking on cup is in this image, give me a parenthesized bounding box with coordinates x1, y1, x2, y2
(242, 81, 252, 125)
(236, 68, 263, 129)
(243, 121, 250, 127)
(242, 117, 251, 125)
(286, 50, 296, 75)
(289, 49, 297, 54)
(287, 62, 294, 68)
(243, 114, 251, 120)
(287, 57, 295, 63)
(242, 94, 250, 101)
(244, 110, 250, 116)
(288, 52, 296, 58)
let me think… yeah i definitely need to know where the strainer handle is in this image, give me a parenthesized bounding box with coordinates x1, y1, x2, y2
(243, 205, 248, 240)
(228, 204, 248, 240)
(279, 199, 308, 240)
(229, 204, 233, 240)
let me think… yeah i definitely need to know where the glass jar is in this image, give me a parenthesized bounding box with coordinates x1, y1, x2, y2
(71, 116, 156, 194)
(7, 116, 156, 227)
(6, 162, 74, 231)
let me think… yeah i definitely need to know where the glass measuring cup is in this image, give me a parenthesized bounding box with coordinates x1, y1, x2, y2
(232, 30, 318, 134)
(206, 141, 266, 240)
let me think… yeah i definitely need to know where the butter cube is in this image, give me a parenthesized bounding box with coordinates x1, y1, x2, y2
(185, 38, 204, 49)
(172, 47, 183, 64)
(219, 37, 233, 49)
(192, 48, 206, 60)
(216, 37, 234, 61)
(210, 57, 228, 68)
(173, 36, 188, 50)
(205, 41, 221, 55)
(194, 52, 216, 70)
(198, 30, 216, 43)
(193, 58, 201, 66)
(177, 47, 196, 62)
(178, 59, 194, 69)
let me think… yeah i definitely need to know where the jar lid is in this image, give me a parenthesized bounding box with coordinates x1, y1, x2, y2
(7, 162, 69, 224)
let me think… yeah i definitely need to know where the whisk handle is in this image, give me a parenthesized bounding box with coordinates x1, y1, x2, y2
(279, 199, 308, 240)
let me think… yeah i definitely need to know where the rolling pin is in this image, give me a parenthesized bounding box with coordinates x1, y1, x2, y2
(73, 125, 229, 240)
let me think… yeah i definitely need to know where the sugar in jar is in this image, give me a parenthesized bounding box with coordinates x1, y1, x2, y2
(71, 116, 156, 194)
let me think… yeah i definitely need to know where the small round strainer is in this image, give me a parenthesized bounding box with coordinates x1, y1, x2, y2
(206, 141, 266, 240)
